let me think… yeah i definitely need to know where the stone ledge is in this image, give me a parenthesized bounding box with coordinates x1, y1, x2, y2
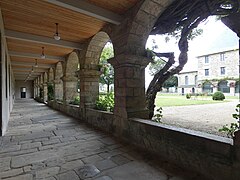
(130, 118, 233, 145)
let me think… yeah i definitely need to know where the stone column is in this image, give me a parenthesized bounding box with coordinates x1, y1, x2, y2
(212, 81, 218, 93)
(62, 76, 78, 105)
(43, 83, 48, 102)
(79, 67, 101, 108)
(229, 81, 236, 96)
(53, 79, 63, 101)
(109, 54, 150, 133)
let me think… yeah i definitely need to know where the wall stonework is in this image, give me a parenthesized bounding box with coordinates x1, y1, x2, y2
(178, 49, 239, 94)
(198, 49, 239, 81)
(15, 80, 34, 99)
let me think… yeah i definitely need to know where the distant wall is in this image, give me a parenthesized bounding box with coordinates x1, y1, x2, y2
(15, 80, 34, 99)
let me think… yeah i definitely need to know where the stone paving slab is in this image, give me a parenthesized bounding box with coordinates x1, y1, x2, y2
(0, 99, 209, 180)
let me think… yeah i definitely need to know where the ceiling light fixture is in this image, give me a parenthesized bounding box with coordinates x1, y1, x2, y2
(34, 59, 38, 67)
(41, 47, 46, 59)
(53, 23, 60, 40)
(31, 66, 34, 73)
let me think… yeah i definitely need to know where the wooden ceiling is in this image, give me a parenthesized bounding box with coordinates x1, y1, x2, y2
(0, 0, 140, 81)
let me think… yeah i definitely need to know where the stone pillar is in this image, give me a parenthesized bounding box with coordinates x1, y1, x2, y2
(213, 87, 218, 93)
(212, 81, 218, 93)
(109, 54, 150, 134)
(229, 81, 236, 96)
(54, 79, 63, 101)
(43, 83, 48, 102)
(62, 76, 78, 105)
(79, 67, 101, 108)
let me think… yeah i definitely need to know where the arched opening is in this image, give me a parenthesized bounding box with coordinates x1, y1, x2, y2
(48, 68, 54, 101)
(97, 42, 114, 112)
(54, 62, 63, 102)
(218, 80, 230, 93)
(81, 31, 114, 110)
(185, 76, 189, 85)
(235, 81, 240, 93)
(202, 82, 213, 93)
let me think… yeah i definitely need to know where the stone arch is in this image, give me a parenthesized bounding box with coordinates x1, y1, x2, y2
(202, 81, 213, 93)
(55, 62, 63, 80)
(83, 31, 111, 66)
(65, 51, 79, 78)
(54, 62, 63, 101)
(48, 68, 54, 83)
(218, 80, 230, 93)
(43, 72, 48, 83)
(107, 0, 174, 56)
(40, 74, 44, 84)
(63, 51, 80, 104)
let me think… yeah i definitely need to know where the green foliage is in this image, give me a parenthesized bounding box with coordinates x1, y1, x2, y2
(219, 104, 240, 138)
(47, 84, 54, 101)
(163, 76, 178, 88)
(186, 93, 191, 99)
(96, 92, 114, 112)
(69, 96, 80, 105)
(212, 91, 225, 101)
(165, 26, 203, 42)
(99, 43, 114, 93)
(152, 107, 163, 123)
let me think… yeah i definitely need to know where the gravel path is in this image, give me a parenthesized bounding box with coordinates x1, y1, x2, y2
(161, 100, 239, 137)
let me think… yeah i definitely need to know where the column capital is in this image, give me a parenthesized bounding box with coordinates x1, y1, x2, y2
(53, 79, 62, 84)
(108, 54, 151, 68)
(61, 76, 78, 82)
(79, 69, 101, 78)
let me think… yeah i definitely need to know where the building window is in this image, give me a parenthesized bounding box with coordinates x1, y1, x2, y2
(205, 56, 209, 63)
(204, 69, 209, 76)
(220, 53, 225, 61)
(185, 76, 188, 85)
(220, 67, 225, 75)
(195, 75, 198, 85)
(218, 81, 230, 93)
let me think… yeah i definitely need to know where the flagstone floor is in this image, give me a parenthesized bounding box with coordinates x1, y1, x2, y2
(0, 99, 209, 180)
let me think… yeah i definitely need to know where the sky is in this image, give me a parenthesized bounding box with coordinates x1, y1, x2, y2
(145, 16, 239, 87)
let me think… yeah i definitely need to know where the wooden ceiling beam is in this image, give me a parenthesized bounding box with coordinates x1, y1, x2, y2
(14, 72, 41, 75)
(12, 67, 47, 72)
(5, 30, 82, 50)
(11, 61, 54, 68)
(44, 0, 123, 25)
(9, 51, 64, 61)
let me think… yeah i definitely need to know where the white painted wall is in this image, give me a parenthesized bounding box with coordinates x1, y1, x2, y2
(15, 81, 34, 99)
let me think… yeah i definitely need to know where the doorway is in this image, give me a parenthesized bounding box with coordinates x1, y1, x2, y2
(181, 88, 184, 95)
(20, 87, 26, 98)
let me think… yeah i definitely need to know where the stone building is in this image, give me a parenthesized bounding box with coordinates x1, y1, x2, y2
(178, 47, 239, 95)
(177, 70, 198, 94)
(0, 1, 240, 180)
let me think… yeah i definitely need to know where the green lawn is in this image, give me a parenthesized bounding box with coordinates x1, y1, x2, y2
(155, 93, 229, 107)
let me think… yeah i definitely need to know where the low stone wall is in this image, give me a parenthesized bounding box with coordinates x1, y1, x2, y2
(85, 109, 114, 133)
(127, 118, 239, 180)
(47, 101, 114, 133)
(46, 100, 240, 179)
(47, 101, 80, 119)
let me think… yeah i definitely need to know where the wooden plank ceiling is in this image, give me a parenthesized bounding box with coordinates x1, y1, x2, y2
(0, 0, 139, 81)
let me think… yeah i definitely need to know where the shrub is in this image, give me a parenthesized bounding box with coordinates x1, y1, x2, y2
(186, 93, 191, 99)
(219, 104, 240, 137)
(212, 91, 225, 101)
(69, 96, 80, 105)
(96, 92, 114, 112)
(152, 107, 163, 123)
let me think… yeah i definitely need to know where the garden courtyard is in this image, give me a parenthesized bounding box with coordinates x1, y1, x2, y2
(154, 93, 239, 137)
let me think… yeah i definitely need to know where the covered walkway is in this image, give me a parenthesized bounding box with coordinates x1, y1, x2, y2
(0, 100, 204, 180)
